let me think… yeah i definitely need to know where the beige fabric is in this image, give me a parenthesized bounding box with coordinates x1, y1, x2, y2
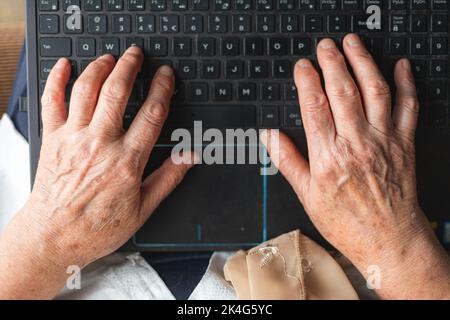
(224, 230, 359, 300)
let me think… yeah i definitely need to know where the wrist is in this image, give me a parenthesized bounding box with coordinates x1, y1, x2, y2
(356, 215, 450, 299)
(0, 204, 72, 299)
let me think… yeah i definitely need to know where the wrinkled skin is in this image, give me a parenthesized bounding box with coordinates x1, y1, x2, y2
(0, 47, 196, 299)
(261, 34, 450, 299)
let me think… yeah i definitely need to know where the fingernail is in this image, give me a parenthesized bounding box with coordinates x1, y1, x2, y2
(402, 59, 411, 71)
(319, 38, 336, 49)
(297, 59, 311, 68)
(158, 65, 174, 77)
(346, 34, 361, 47)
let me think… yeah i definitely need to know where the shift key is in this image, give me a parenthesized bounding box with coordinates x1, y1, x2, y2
(40, 38, 72, 57)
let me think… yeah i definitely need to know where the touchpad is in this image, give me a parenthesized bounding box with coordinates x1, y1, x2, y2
(135, 146, 264, 249)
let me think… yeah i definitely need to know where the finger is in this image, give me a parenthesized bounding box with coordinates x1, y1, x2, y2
(260, 130, 310, 202)
(295, 59, 336, 151)
(124, 66, 175, 161)
(343, 34, 392, 131)
(67, 54, 116, 127)
(138, 152, 197, 223)
(393, 59, 420, 140)
(41, 58, 70, 134)
(317, 38, 366, 137)
(91, 46, 144, 135)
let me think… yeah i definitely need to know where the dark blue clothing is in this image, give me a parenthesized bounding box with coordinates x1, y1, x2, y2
(6, 45, 212, 300)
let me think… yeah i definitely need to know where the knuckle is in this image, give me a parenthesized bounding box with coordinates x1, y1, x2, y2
(301, 92, 328, 110)
(102, 78, 130, 102)
(322, 51, 344, 64)
(355, 49, 373, 61)
(400, 97, 420, 115)
(328, 82, 360, 99)
(141, 101, 168, 127)
(72, 80, 97, 100)
(365, 79, 391, 98)
(41, 90, 60, 106)
(121, 51, 143, 66)
(152, 74, 174, 95)
(118, 161, 139, 182)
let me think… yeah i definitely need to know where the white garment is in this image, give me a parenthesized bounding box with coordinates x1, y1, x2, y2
(0, 114, 237, 300)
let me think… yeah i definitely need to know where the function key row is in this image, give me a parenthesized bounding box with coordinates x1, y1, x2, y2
(38, 0, 450, 12)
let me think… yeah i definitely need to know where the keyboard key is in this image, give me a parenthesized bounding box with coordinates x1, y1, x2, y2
(433, 0, 449, 10)
(148, 37, 168, 56)
(390, 0, 406, 10)
(193, 0, 210, 10)
(221, 37, 240, 56)
(40, 38, 72, 57)
(160, 15, 179, 33)
(202, 60, 221, 78)
(128, 0, 145, 10)
(390, 38, 407, 55)
(320, 0, 341, 9)
(39, 0, 59, 11)
(411, 0, 428, 10)
(410, 37, 427, 55)
(299, 0, 318, 10)
(172, 0, 188, 10)
(245, 38, 264, 56)
(106, 0, 124, 10)
(214, 0, 232, 10)
(232, 14, 252, 33)
(432, 15, 448, 32)
(235, 0, 253, 9)
(88, 15, 108, 33)
(64, 13, 84, 33)
(293, 38, 312, 56)
(411, 60, 428, 79)
(430, 60, 448, 77)
(342, 0, 359, 10)
(214, 83, 233, 101)
(273, 60, 291, 78)
(391, 15, 407, 33)
(39, 15, 59, 34)
(261, 106, 279, 128)
(427, 105, 448, 127)
(101, 38, 120, 56)
(278, 0, 296, 10)
(226, 60, 244, 78)
(77, 38, 96, 57)
(185, 14, 204, 33)
(328, 15, 347, 33)
(187, 83, 209, 102)
(177, 60, 197, 79)
(269, 38, 289, 56)
(209, 14, 228, 33)
(136, 15, 156, 33)
(150, 0, 167, 10)
(173, 38, 192, 56)
(112, 14, 131, 33)
(431, 38, 448, 55)
(84, 0, 102, 11)
(40, 60, 57, 80)
(257, 15, 276, 33)
(238, 83, 258, 101)
(126, 37, 144, 50)
(281, 15, 300, 33)
(284, 106, 302, 128)
(262, 84, 280, 101)
(411, 15, 428, 33)
(249, 61, 269, 78)
(429, 80, 448, 101)
(305, 15, 323, 33)
(197, 38, 216, 56)
(257, 0, 274, 10)
(285, 84, 298, 101)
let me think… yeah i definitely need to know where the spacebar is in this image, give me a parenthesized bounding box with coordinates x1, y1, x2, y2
(167, 105, 256, 128)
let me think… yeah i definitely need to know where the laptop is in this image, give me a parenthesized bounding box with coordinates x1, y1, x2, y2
(26, 0, 450, 251)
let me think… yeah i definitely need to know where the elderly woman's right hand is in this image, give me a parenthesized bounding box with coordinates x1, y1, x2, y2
(262, 34, 450, 299)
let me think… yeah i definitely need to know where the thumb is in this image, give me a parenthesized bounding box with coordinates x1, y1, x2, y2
(260, 130, 311, 202)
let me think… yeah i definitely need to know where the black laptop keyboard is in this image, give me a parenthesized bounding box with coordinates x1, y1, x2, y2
(37, 0, 449, 130)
